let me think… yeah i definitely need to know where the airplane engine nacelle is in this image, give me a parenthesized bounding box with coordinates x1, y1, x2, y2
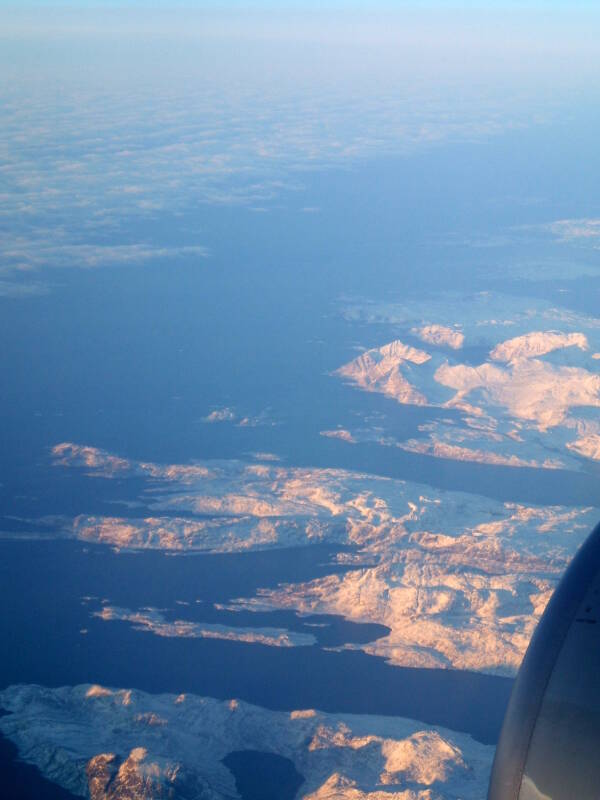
(488, 521, 600, 799)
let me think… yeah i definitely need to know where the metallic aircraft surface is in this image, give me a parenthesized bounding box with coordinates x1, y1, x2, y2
(488, 522, 600, 799)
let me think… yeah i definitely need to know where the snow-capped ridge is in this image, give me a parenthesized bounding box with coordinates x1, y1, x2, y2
(0, 683, 494, 800)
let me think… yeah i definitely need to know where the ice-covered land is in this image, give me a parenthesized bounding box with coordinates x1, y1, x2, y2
(0, 684, 494, 800)
(338, 292, 600, 471)
(92, 605, 317, 648)
(48, 443, 596, 675)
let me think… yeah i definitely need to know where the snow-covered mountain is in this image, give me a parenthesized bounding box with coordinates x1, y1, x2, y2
(338, 292, 600, 470)
(42, 445, 597, 674)
(0, 684, 494, 800)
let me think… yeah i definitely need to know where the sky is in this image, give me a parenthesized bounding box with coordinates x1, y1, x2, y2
(1, 0, 599, 7)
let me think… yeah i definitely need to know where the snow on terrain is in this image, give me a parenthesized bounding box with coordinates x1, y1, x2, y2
(0, 684, 494, 800)
(412, 325, 465, 350)
(336, 341, 431, 406)
(489, 331, 588, 363)
(337, 293, 600, 470)
(92, 605, 317, 647)
(46, 444, 597, 675)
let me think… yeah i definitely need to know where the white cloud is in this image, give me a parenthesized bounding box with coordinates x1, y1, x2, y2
(0, 235, 208, 276)
(1, 16, 560, 298)
(0, 280, 48, 298)
(543, 218, 600, 243)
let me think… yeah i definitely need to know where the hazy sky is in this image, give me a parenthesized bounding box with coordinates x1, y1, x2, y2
(1, 0, 599, 7)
